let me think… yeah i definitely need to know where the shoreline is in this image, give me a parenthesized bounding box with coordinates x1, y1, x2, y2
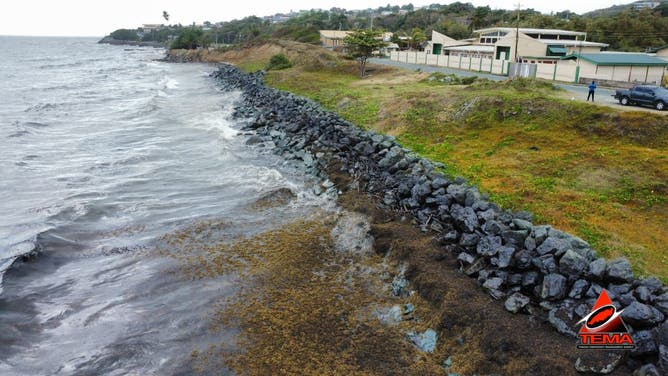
(211, 63, 668, 374)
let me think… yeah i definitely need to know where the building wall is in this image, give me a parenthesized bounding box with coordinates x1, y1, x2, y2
(495, 31, 548, 61)
(390, 51, 665, 84)
(320, 36, 343, 48)
(579, 61, 665, 84)
(566, 46, 602, 54)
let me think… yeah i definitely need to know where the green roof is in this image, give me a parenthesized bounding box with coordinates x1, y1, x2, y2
(561, 53, 668, 66)
(648, 44, 668, 53)
(547, 46, 567, 55)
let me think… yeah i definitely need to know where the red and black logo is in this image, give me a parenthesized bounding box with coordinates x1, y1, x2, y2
(577, 289, 635, 349)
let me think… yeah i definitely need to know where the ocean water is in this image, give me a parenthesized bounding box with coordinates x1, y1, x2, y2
(0, 37, 329, 375)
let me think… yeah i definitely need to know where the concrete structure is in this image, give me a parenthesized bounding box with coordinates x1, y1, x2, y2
(427, 31, 462, 55)
(319, 30, 350, 49)
(561, 53, 668, 85)
(320, 30, 395, 55)
(474, 27, 608, 63)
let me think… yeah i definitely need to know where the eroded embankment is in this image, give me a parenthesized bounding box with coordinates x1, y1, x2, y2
(211, 64, 668, 375)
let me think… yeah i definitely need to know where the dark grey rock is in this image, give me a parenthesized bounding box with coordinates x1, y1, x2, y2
(622, 302, 665, 327)
(640, 277, 664, 294)
(457, 252, 476, 266)
(569, 279, 590, 299)
(512, 218, 533, 231)
(476, 235, 502, 257)
(450, 204, 478, 233)
(524, 236, 537, 251)
(464, 188, 481, 207)
(441, 230, 459, 244)
(483, 277, 504, 291)
(588, 258, 607, 279)
(655, 293, 668, 316)
(501, 230, 528, 248)
(608, 283, 631, 296)
(606, 258, 634, 282)
(535, 254, 558, 274)
(548, 308, 577, 337)
(431, 177, 449, 189)
(411, 181, 432, 201)
(513, 249, 533, 270)
(477, 208, 496, 223)
(464, 258, 487, 277)
(536, 236, 569, 256)
(618, 292, 637, 307)
(633, 364, 661, 376)
(482, 220, 504, 235)
(508, 273, 524, 286)
(531, 225, 551, 245)
(659, 345, 668, 373)
(541, 273, 568, 300)
(522, 271, 541, 287)
(446, 184, 467, 205)
(459, 233, 480, 247)
(408, 329, 437, 353)
(472, 200, 489, 212)
(559, 249, 589, 277)
(632, 330, 659, 356)
(574, 354, 623, 375)
(496, 246, 516, 268)
(505, 292, 531, 313)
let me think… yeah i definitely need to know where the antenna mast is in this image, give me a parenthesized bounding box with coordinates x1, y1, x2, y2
(515, 2, 521, 62)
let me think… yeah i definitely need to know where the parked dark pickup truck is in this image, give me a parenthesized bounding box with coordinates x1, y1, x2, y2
(613, 85, 668, 110)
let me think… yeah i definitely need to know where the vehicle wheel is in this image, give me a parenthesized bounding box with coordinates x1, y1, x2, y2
(656, 101, 665, 111)
(620, 97, 629, 105)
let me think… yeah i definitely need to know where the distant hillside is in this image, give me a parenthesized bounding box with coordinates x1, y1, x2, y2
(104, 1, 668, 53)
(584, 0, 668, 17)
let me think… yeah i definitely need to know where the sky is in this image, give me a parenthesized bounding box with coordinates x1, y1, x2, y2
(0, 0, 636, 37)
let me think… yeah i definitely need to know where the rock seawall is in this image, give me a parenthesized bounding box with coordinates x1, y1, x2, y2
(211, 64, 668, 374)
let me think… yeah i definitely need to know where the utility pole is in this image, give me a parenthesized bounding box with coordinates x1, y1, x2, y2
(514, 2, 521, 62)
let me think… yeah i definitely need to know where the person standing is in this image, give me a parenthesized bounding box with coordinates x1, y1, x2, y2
(587, 81, 597, 102)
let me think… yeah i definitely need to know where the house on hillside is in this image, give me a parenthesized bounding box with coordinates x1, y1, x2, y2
(320, 30, 351, 49)
(560, 52, 668, 84)
(319, 30, 395, 55)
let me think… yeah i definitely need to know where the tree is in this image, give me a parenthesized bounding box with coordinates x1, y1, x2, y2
(409, 27, 426, 50)
(171, 27, 205, 49)
(344, 29, 387, 78)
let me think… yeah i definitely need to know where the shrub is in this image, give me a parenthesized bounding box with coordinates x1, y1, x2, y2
(265, 53, 293, 70)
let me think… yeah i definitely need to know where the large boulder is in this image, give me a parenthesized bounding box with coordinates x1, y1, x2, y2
(541, 273, 568, 301)
(505, 292, 531, 313)
(622, 302, 665, 327)
(605, 258, 634, 282)
(559, 249, 589, 278)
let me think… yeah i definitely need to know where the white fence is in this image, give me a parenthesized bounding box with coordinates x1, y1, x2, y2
(390, 51, 582, 83)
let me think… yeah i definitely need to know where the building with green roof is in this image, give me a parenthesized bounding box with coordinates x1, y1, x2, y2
(560, 53, 668, 84)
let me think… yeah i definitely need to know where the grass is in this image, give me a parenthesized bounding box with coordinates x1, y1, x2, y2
(214, 41, 668, 282)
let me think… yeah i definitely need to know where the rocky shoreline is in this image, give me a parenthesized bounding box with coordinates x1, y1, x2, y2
(211, 63, 668, 374)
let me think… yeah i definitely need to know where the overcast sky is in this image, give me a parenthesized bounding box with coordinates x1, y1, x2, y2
(1, 1, 635, 37)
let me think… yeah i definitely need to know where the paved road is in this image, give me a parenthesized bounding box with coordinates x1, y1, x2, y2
(369, 57, 619, 105)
